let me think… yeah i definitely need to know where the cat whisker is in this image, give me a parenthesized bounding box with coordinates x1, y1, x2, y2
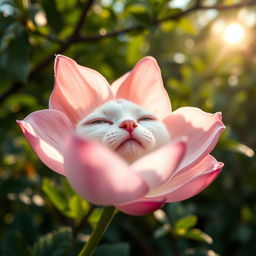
(76, 99, 171, 162)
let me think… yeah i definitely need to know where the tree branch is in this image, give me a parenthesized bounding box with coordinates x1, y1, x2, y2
(194, 0, 203, 8)
(73, 6, 198, 43)
(200, 0, 256, 10)
(29, 0, 95, 78)
(28, 0, 95, 45)
(76, 0, 256, 43)
(29, 30, 64, 44)
(71, 0, 95, 40)
(75, 24, 144, 42)
(0, 0, 255, 104)
(0, 0, 95, 104)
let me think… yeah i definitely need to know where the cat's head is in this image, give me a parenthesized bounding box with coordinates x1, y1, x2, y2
(76, 99, 170, 163)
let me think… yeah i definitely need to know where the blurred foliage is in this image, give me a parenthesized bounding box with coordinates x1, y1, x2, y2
(1, 0, 256, 255)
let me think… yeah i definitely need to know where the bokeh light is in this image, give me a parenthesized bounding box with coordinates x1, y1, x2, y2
(223, 23, 245, 44)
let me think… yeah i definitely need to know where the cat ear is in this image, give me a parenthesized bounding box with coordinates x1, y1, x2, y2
(111, 71, 130, 94)
(113, 57, 172, 119)
(49, 55, 114, 124)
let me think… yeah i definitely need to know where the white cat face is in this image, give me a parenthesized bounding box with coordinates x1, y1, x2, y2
(76, 99, 170, 163)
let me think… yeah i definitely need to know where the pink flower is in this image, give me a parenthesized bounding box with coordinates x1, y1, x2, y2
(18, 55, 225, 216)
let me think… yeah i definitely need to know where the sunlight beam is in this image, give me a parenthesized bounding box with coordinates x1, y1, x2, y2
(223, 23, 245, 44)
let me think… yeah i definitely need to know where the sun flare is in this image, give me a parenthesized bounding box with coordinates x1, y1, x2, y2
(223, 23, 245, 44)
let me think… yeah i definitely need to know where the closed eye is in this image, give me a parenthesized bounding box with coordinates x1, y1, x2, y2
(138, 116, 156, 122)
(85, 119, 113, 125)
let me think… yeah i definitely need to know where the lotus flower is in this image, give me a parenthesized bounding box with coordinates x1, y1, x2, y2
(18, 55, 225, 216)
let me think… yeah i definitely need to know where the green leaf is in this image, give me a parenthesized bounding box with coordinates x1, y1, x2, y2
(174, 215, 198, 235)
(125, 4, 151, 25)
(149, 0, 168, 15)
(184, 228, 213, 244)
(183, 248, 218, 256)
(0, 22, 30, 82)
(157, 7, 181, 20)
(94, 243, 130, 256)
(226, 140, 254, 157)
(88, 208, 103, 227)
(42, 178, 69, 213)
(67, 194, 90, 220)
(219, 129, 255, 157)
(0, 14, 13, 32)
(0, 22, 18, 52)
(160, 20, 175, 32)
(13, 0, 27, 10)
(5, 93, 38, 107)
(2, 230, 32, 256)
(60, 176, 76, 197)
(42, 178, 90, 220)
(125, 0, 152, 16)
(41, 0, 63, 33)
(126, 35, 144, 65)
(178, 17, 197, 35)
(33, 227, 72, 256)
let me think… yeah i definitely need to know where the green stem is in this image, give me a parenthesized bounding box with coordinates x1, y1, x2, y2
(78, 206, 116, 256)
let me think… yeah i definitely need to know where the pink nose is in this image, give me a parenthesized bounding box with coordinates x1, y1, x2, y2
(119, 120, 138, 133)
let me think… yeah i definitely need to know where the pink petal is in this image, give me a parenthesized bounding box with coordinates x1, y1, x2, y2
(111, 72, 130, 94)
(116, 198, 165, 216)
(147, 155, 223, 201)
(131, 140, 186, 190)
(114, 56, 171, 119)
(163, 107, 225, 172)
(17, 110, 73, 175)
(64, 136, 149, 205)
(49, 55, 114, 124)
(165, 170, 222, 202)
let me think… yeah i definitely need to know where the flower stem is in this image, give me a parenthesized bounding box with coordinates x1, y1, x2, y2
(78, 206, 116, 256)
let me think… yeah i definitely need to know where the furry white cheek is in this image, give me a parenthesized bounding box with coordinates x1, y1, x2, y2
(132, 127, 156, 150)
(75, 124, 155, 163)
(75, 124, 111, 141)
(141, 122, 171, 148)
(75, 118, 171, 164)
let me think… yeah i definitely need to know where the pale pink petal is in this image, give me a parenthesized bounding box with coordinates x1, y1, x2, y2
(147, 155, 223, 201)
(163, 107, 225, 172)
(49, 55, 114, 124)
(17, 110, 73, 175)
(131, 140, 186, 190)
(116, 198, 165, 216)
(64, 136, 149, 205)
(165, 169, 222, 202)
(111, 72, 130, 94)
(115, 56, 171, 119)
